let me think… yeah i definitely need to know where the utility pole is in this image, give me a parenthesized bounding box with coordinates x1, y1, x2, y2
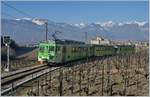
(85, 32, 87, 44)
(85, 32, 89, 60)
(6, 44, 10, 71)
(3, 36, 11, 72)
(45, 22, 48, 41)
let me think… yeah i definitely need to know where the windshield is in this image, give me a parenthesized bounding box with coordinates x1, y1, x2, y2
(39, 44, 55, 53)
(39, 46, 45, 52)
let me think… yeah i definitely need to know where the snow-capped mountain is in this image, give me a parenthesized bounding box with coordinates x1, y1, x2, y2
(32, 18, 47, 25)
(99, 21, 149, 41)
(98, 21, 116, 28)
(15, 17, 32, 21)
(96, 21, 148, 29)
(1, 18, 149, 44)
(73, 22, 86, 28)
(124, 21, 147, 27)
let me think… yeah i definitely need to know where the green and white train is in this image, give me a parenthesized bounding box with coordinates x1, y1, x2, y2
(38, 39, 135, 64)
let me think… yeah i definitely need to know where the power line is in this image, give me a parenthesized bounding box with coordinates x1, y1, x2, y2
(2, 1, 34, 18)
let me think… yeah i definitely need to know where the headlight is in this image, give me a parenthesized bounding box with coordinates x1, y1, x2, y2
(38, 58, 42, 61)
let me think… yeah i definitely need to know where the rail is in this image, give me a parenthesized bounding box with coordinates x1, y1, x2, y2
(1, 64, 60, 95)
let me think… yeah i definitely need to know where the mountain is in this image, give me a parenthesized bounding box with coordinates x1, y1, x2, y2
(1, 18, 149, 44)
(102, 22, 149, 41)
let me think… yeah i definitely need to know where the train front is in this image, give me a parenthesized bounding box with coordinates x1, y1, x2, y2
(38, 41, 56, 64)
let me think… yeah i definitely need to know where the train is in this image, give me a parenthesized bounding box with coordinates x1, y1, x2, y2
(38, 39, 135, 64)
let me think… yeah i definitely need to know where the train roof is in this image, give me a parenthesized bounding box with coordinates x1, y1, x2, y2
(115, 45, 135, 47)
(93, 44, 114, 47)
(56, 39, 85, 45)
(40, 39, 85, 45)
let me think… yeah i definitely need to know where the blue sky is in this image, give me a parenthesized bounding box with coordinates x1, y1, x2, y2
(1, 1, 149, 23)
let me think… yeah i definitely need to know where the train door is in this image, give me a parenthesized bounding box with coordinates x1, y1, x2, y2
(62, 45, 66, 63)
(56, 45, 61, 63)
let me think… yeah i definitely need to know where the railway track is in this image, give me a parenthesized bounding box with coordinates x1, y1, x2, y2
(1, 64, 60, 96)
(1, 57, 94, 96)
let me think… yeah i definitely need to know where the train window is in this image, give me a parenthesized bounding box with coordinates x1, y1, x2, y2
(78, 47, 80, 51)
(47, 46, 49, 50)
(100, 47, 102, 50)
(74, 47, 76, 52)
(72, 47, 76, 52)
(49, 46, 54, 51)
(90, 47, 92, 50)
(56, 46, 60, 52)
(72, 47, 75, 52)
(77, 47, 79, 51)
(80, 47, 82, 51)
(83, 47, 85, 51)
(81, 47, 83, 51)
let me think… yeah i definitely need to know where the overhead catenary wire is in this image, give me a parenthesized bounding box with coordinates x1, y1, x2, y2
(2, 1, 34, 18)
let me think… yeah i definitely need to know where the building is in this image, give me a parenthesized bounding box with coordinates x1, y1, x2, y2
(90, 36, 110, 45)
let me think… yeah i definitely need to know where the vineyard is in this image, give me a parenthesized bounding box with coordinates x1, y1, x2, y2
(10, 49, 149, 96)
(1, 60, 38, 72)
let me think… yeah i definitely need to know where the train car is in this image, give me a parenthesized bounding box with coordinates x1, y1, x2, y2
(87, 44, 94, 57)
(38, 39, 88, 64)
(116, 45, 135, 54)
(93, 45, 116, 57)
(63, 40, 87, 63)
(38, 40, 56, 63)
(38, 39, 135, 64)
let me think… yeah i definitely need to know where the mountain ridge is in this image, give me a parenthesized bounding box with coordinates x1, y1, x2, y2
(1, 18, 149, 44)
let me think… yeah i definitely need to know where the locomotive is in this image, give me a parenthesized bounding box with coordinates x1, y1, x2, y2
(38, 39, 135, 64)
